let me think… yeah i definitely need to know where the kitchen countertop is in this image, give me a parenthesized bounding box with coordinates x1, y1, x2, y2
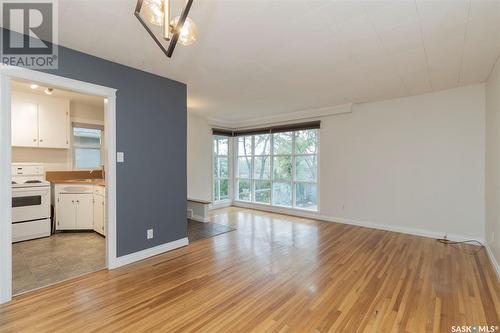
(52, 179, 106, 186)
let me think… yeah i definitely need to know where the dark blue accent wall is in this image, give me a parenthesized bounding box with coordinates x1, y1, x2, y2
(39, 46, 187, 256)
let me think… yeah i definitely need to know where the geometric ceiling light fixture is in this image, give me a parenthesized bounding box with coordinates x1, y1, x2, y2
(134, 0, 196, 58)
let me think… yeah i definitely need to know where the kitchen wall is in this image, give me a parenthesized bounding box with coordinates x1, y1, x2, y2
(31, 40, 187, 257)
(486, 56, 500, 269)
(187, 113, 212, 201)
(196, 84, 486, 240)
(11, 100, 104, 171)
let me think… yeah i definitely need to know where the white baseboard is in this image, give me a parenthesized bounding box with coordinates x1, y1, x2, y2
(210, 201, 232, 210)
(485, 243, 500, 281)
(317, 215, 484, 244)
(109, 237, 189, 269)
(232, 201, 483, 243)
(190, 214, 210, 223)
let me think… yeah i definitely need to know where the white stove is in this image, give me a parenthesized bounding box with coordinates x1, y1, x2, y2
(11, 163, 51, 242)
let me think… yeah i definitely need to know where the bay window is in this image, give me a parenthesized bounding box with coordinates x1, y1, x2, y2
(234, 125, 319, 211)
(212, 122, 319, 211)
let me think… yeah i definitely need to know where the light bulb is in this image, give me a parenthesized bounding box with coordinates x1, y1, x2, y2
(143, 0, 164, 26)
(30, 84, 38, 89)
(170, 16, 197, 46)
(44, 88, 53, 95)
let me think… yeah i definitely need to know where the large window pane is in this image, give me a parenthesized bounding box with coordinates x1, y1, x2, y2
(238, 136, 252, 156)
(218, 138, 228, 155)
(273, 156, 292, 180)
(237, 156, 252, 178)
(273, 132, 293, 155)
(272, 182, 292, 207)
(255, 180, 271, 204)
(295, 130, 317, 154)
(219, 157, 229, 178)
(213, 158, 219, 178)
(219, 179, 229, 200)
(74, 148, 101, 169)
(213, 181, 219, 202)
(295, 183, 317, 210)
(213, 136, 230, 203)
(254, 156, 270, 179)
(238, 179, 251, 201)
(254, 134, 271, 155)
(295, 155, 317, 182)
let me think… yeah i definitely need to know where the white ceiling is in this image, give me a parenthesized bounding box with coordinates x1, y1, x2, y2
(12, 80, 105, 108)
(56, 0, 500, 122)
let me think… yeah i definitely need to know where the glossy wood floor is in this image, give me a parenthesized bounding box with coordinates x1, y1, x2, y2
(1, 207, 499, 332)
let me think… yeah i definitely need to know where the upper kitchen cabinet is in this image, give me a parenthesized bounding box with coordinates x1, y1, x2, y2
(11, 96, 38, 147)
(11, 92, 70, 149)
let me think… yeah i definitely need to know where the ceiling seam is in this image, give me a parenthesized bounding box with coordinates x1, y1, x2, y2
(414, 0, 434, 91)
(361, 2, 411, 96)
(457, 0, 472, 87)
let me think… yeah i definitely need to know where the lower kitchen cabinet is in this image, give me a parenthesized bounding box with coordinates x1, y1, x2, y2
(56, 193, 93, 230)
(55, 184, 105, 234)
(93, 194, 105, 236)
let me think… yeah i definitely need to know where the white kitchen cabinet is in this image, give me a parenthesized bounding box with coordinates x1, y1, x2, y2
(11, 96, 38, 147)
(56, 192, 93, 230)
(11, 92, 69, 149)
(76, 194, 94, 229)
(93, 194, 105, 236)
(38, 97, 70, 148)
(56, 194, 77, 230)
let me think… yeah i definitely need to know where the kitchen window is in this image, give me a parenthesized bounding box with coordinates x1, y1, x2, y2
(213, 135, 231, 203)
(73, 124, 103, 169)
(234, 125, 319, 211)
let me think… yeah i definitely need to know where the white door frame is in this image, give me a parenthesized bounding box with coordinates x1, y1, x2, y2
(0, 66, 118, 304)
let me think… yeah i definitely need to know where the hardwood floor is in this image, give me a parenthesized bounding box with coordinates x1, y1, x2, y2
(1, 207, 499, 332)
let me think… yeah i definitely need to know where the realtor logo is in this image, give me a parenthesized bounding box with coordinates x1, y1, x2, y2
(1, 0, 58, 69)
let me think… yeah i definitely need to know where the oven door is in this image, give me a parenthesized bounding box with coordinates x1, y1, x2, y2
(12, 186, 50, 223)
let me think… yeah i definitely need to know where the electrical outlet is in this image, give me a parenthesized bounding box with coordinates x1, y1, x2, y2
(147, 229, 154, 239)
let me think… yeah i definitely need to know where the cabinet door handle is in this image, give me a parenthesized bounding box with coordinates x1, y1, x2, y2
(71, 200, 74, 203)
(76, 200, 80, 204)
(39, 139, 43, 142)
(33, 138, 37, 142)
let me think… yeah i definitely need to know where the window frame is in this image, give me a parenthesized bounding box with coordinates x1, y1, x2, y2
(72, 124, 103, 170)
(212, 135, 232, 204)
(233, 128, 319, 212)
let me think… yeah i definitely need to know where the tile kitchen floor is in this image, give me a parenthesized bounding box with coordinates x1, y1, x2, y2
(13, 232, 105, 295)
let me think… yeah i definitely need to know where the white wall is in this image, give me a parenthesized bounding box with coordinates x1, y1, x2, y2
(193, 85, 486, 240)
(187, 113, 212, 201)
(319, 84, 485, 240)
(71, 101, 104, 124)
(11, 99, 104, 171)
(486, 56, 500, 266)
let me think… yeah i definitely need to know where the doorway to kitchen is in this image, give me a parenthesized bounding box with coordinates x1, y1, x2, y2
(0, 67, 117, 303)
